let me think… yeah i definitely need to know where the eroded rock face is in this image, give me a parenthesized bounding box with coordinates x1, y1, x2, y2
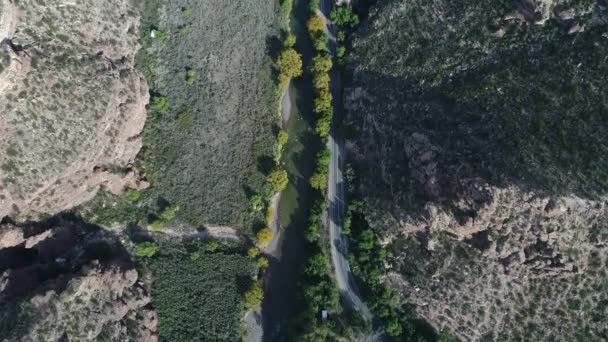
(0, 217, 157, 341)
(388, 188, 608, 341)
(0, 0, 149, 221)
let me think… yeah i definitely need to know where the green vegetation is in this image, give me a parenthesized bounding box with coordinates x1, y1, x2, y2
(78, 189, 180, 234)
(288, 197, 340, 340)
(308, 0, 319, 13)
(278, 130, 289, 146)
(256, 227, 273, 247)
(309, 149, 330, 190)
(284, 33, 297, 48)
(154, 30, 167, 42)
(267, 168, 289, 192)
(277, 48, 303, 89)
(147, 242, 257, 341)
(344, 166, 439, 340)
(185, 68, 196, 85)
(280, 0, 294, 22)
(135, 0, 280, 226)
(151, 96, 169, 113)
(136, 241, 159, 258)
(126, 188, 141, 202)
(330, 4, 359, 28)
(244, 280, 264, 309)
(305, 10, 334, 139)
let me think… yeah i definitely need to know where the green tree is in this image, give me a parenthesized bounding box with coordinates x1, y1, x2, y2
(136, 242, 159, 258)
(256, 227, 274, 246)
(330, 5, 359, 27)
(308, 0, 320, 13)
(311, 55, 333, 74)
(244, 280, 264, 309)
(314, 89, 332, 113)
(310, 172, 327, 190)
(313, 72, 330, 91)
(312, 32, 328, 51)
(307, 15, 325, 33)
(267, 168, 289, 191)
(315, 115, 331, 138)
(305, 252, 328, 276)
(277, 48, 303, 79)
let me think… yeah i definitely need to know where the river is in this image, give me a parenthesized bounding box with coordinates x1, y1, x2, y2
(259, 0, 321, 340)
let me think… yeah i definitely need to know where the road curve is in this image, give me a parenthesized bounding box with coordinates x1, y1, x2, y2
(319, 0, 373, 322)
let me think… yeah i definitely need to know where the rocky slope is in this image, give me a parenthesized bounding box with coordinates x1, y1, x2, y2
(0, 216, 156, 341)
(0, 0, 149, 221)
(345, 0, 608, 340)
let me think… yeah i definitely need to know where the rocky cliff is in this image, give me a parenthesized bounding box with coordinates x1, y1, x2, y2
(345, 0, 608, 339)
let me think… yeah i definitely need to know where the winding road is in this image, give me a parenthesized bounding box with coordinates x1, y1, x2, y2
(319, 0, 373, 322)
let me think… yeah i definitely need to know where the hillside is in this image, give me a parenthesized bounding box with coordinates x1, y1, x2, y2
(0, 0, 149, 220)
(344, 0, 608, 340)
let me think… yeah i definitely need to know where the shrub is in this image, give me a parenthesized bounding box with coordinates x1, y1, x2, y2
(278, 130, 289, 146)
(136, 242, 159, 258)
(160, 205, 178, 221)
(186, 69, 196, 85)
(284, 33, 296, 48)
(386, 317, 403, 336)
(152, 96, 169, 113)
(266, 206, 273, 225)
(126, 188, 141, 202)
(277, 48, 303, 79)
(250, 195, 263, 211)
(154, 30, 167, 42)
(307, 15, 325, 33)
(244, 280, 264, 309)
(337, 31, 346, 42)
(150, 220, 165, 232)
(181, 7, 191, 16)
(267, 168, 289, 192)
(248, 247, 261, 258)
(256, 227, 274, 246)
(315, 114, 332, 138)
(257, 257, 269, 269)
(176, 111, 194, 130)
